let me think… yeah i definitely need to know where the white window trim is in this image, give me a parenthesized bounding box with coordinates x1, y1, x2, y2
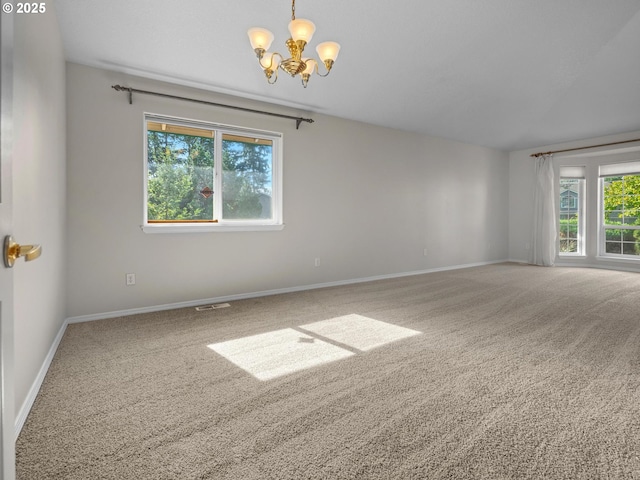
(142, 113, 284, 233)
(558, 175, 586, 257)
(597, 171, 640, 261)
(141, 223, 285, 234)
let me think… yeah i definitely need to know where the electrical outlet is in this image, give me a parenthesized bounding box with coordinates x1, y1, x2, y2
(126, 273, 136, 286)
(423, 248, 428, 257)
(314, 258, 321, 267)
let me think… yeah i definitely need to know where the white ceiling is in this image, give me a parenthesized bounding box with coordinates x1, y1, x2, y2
(54, 0, 640, 151)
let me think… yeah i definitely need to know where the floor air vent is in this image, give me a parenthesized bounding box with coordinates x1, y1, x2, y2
(195, 303, 231, 311)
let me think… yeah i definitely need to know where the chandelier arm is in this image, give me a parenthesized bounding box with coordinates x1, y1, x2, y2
(267, 70, 279, 84)
(313, 60, 333, 78)
(258, 52, 284, 71)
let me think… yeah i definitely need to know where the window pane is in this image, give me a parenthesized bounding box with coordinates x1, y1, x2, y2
(605, 242, 622, 254)
(622, 241, 640, 256)
(222, 134, 273, 220)
(559, 177, 583, 255)
(601, 174, 640, 256)
(603, 176, 640, 224)
(147, 126, 215, 222)
(605, 209, 623, 225)
(559, 239, 577, 253)
(605, 229, 621, 241)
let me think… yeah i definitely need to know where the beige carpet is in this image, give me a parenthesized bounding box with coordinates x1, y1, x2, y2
(16, 263, 640, 479)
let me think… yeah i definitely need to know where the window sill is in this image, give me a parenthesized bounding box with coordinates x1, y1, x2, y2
(595, 255, 640, 263)
(141, 223, 284, 234)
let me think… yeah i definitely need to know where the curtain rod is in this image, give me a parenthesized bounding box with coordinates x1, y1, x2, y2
(530, 137, 640, 158)
(111, 85, 314, 129)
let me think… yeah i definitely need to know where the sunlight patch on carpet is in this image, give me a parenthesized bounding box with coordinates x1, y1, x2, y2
(300, 314, 422, 351)
(208, 328, 354, 381)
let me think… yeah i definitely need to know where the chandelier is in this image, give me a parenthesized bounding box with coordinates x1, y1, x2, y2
(247, 0, 341, 88)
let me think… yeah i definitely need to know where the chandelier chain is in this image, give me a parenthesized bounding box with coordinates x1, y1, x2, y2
(291, 0, 295, 20)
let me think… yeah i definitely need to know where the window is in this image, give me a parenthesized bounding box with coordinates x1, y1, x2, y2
(559, 166, 585, 255)
(143, 114, 282, 232)
(560, 192, 577, 210)
(600, 162, 640, 257)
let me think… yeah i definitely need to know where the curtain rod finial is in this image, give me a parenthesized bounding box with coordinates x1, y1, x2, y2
(112, 85, 133, 104)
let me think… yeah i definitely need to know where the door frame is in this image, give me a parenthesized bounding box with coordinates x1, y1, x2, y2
(1, 10, 17, 480)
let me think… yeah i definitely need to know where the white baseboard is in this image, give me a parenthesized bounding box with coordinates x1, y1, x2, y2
(66, 260, 508, 324)
(17, 258, 507, 438)
(507, 258, 530, 264)
(555, 260, 640, 273)
(15, 318, 69, 440)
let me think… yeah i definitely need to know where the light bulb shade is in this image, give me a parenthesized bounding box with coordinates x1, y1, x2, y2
(316, 41, 341, 62)
(302, 58, 316, 75)
(248, 27, 274, 50)
(262, 52, 280, 70)
(288, 18, 316, 43)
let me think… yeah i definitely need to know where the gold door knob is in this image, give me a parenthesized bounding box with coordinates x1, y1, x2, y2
(3, 235, 42, 268)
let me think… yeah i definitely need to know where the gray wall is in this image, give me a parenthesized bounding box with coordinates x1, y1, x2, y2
(66, 64, 510, 318)
(13, 7, 67, 417)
